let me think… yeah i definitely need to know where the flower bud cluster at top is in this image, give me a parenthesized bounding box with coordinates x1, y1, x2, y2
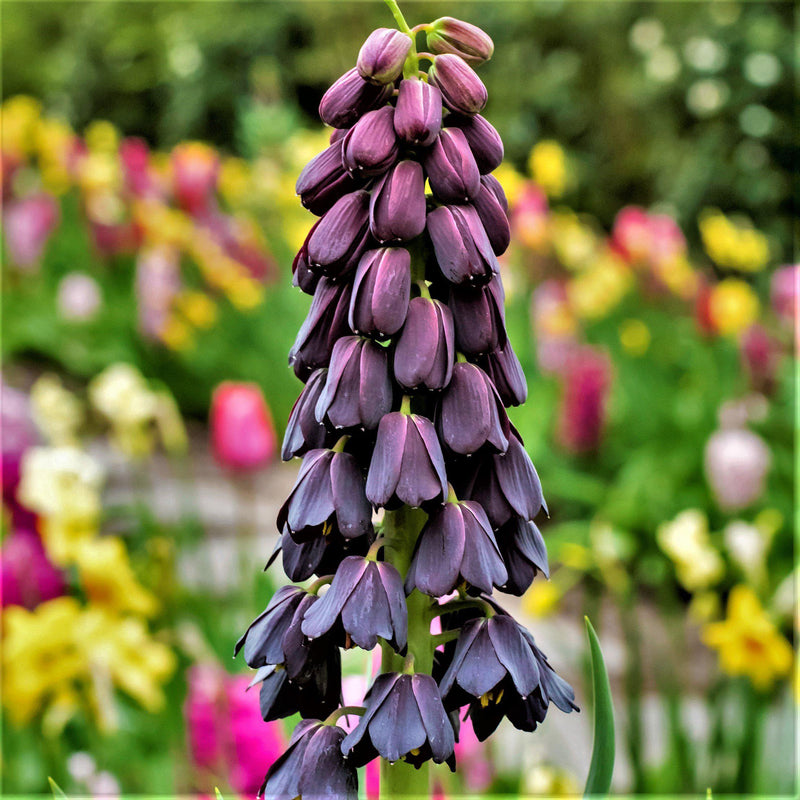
(238, 6, 577, 798)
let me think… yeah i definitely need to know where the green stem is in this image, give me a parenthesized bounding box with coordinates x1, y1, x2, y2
(734, 679, 764, 793)
(383, 0, 411, 34)
(379, 505, 431, 799)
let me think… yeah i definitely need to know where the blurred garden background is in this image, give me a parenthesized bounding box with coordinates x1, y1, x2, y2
(1, 1, 795, 797)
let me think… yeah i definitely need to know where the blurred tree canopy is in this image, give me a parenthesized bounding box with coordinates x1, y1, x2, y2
(2, 1, 794, 254)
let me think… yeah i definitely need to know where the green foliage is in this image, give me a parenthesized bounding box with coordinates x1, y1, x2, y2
(584, 617, 615, 797)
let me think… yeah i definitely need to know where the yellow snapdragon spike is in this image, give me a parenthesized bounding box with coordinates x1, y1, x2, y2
(702, 585, 793, 690)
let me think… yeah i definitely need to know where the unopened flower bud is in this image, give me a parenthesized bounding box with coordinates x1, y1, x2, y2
(307, 190, 372, 277)
(424, 127, 481, 203)
(429, 54, 488, 115)
(449, 276, 507, 355)
(473, 175, 510, 255)
(427, 203, 498, 285)
(292, 247, 320, 296)
(444, 113, 504, 174)
(282, 369, 334, 460)
(357, 28, 413, 85)
(394, 297, 455, 392)
(319, 67, 393, 129)
(370, 160, 426, 243)
(394, 79, 443, 147)
(476, 341, 528, 407)
(342, 106, 399, 176)
(349, 247, 411, 338)
(295, 140, 362, 216)
(427, 16, 494, 65)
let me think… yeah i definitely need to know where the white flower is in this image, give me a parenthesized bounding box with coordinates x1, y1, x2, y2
(704, 427, 771, 511)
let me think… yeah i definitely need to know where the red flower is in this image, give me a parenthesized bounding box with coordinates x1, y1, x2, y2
(210, 382, 277, 470)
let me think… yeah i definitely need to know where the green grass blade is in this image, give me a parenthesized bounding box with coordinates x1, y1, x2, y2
(584, 616, 615, 797)
(48, 778, 68, 799)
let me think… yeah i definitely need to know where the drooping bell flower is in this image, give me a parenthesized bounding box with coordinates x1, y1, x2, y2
(473, 175, 510, 256)
(427, 203, 498, 286)
(448, 276, 507, 356)
(282, 369, 335, 460)
(444, 114, 504, 174)
(427, 16, 494, 64)
(289, 278, 353, 380)
(315, 336, 393, 431)
(369, 160, 427, 243)
(495, 517, 549, 596)
(405, 499, 507, 596)
(366, 412, 448, 508)
(393, 297, 455, 391)
(319, 67, 394, 128)
(357, 28, 413, 84)
(424, 127, 481, 203)
(456, 432, 546, 528)
(295, 139, 363, 216)
(475, 341, 528, 407)
(306, 190, 372, 278)
(437, 362, 509, 454)
(171, 142, 219, 217)
(210, 382, 278, 471)
(292, 244, 321, 296)
(259, 719, 357, 800)
(341, 673, 455, 769)
(3, 194, 60, 270)
(394, 79, 443, 147)
(349, 247, 411, 338)
(342, 107, 399, 177)
(428, 54, 488, 115)
(301, 555, 407, 651)
(277, 449, 373, 541)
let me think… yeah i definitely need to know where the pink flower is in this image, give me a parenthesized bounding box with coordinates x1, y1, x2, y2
(511, 183, 549, 251)
(1, 381, 38, 501)
(57, 272, 102, 322)
(704, 427, 771, 511)
(210, 382, 277, 471)
(119, 138, 158, 199)
(1, 528, 66, 609)
(556, 347, 612, 454)
(171, 143, 219, 217)
(771, 264, 797, 326)
(135, 246, 181, 339)
(611, 206, 651, 264)
(3, 194, 60, 270)
(740, 324, 782, 395)
(453, 715, 493, 791)
(531, 280, 579, 376)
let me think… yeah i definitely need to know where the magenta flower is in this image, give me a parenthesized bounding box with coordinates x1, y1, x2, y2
(1, 381, 38, 501)
(556, 347, 612, 454)
(210, 382, 278, 471)
(740, 324, 782, 395)
(171, 142, 219, 217)
(1, 528, 66, 610)
(3, 194, 60, 270)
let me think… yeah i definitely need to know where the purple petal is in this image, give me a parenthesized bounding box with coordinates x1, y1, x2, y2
(301, 556, 368, 640)
(487, 616, 540, 697)
(366, 413, 407, 506)
(330, 452, 372, 539)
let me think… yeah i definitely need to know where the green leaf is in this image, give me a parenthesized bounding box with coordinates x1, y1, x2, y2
(584, 616, 615, 797)
(48, 778, 68, 798)
(215, 788, 224, 800)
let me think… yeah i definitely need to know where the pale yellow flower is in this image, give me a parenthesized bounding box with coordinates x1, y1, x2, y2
(84, 120, 120, 154)
(29, 374, 84, 445)
(567, 254, 633, 320)
(492, 163, 527, 206)
(619, 319, 651, 356)
(528, 140, 568, 197)
(708, 278, 760, 336)
(152, 390, 189, 456)
(657, 509, 724, 591)
(700, 209, 770, 273)
(1, 95, 42, 157)
(175, 290, 218, 329)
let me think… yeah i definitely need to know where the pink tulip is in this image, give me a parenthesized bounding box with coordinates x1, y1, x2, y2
(171, 143, 219, 217)
(740, 324, 781, 395)
(119, 138, 157, 199)
(556, 346, 612, 454)
(1, 528, 66, 609)
(3, 193, 60, 269)
(210, 382, 277, 471)
(771, 265, 797, 326)
(704, 427, 771, 511)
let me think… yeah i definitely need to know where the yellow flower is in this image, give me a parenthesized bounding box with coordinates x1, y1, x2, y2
(29, 374, 84, 445)
(689, 591, 721, 623)
(522, 580, 562, 617)
(703, 585, 793, 690)
(84, 120, 119, 154)
(528, 140, 567, 197)
(699, 209, 770, 273)
(218, 156, 252, 204)
(152, 390, 189, 456)
(492, 163, 527, 206)
(657, 509, 724, 592)
(161, 316, 195, 351)
(619, 319, 651, 356)
(550, 210, 597, 271)
(74, 537, 159, 617)
(176, 290, 218, 329)
(567, 252, 633, 320)
(226, 276, 265, 310)
(653, 254, 699, 299)
(1, 95, 42, 157)
(708, 278, 760, 336)
(524, 763, 580, 796)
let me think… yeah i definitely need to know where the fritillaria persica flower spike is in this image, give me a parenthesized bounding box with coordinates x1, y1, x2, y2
(241, 5, 577, 796)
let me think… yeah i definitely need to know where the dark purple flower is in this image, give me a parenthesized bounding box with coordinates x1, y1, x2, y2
(319, 67, 393, 128)
(405, 500, 507, 596)
(475, 341, 527, 407)
(427, 17, 495, 65)
(349, 247, 411, 338)
(307, 190, 372, 278)
(341, 672, 455, 769)
(495, 517, 549, 596)
(301, 555, 407, 651)
(259, 719, 358, 800)
(292, 245, 321, 295)
(289, 278, 352, 381)
(282, 369, 335, 460)
(437, 362, 509, 454)
(366, 412, 448, 508)
(448, 276, 507, 355)
(357, 28, 413, 84)
(424, 127, 481, 204)
(393, 297, 455, 392)
(427, 203, 498, 286)
(369, 160, 426, 243)
(428, 54, 488, 115)
(394, 79, 443, 147)
(473, 175, 510, 256)
(330, 127, 349, 144)
(444, 114, 504, 174)
(315, 336, 393, 431)
(295, 139, 363, 216)
(456, 433, 546, 528)
(277, 449, 373, 542)
(253, 657, 340, 722)
(342, 107, 399, 177)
